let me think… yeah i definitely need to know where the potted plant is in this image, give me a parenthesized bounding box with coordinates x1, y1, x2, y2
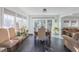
(53, 27, 59, 34)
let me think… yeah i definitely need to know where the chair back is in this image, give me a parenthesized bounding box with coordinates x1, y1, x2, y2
(38, 27, 46, 41)
(73, 32, 79, 41)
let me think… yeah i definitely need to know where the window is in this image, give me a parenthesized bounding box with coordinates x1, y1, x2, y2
(22, 18, 28, 28)
(34, 19, 52, 31)
(52, 19, 59, 35)
(16, 17, 22, 29)
(64, 20, 69, 23)
(71, 20, 78, 27)
(34, 19, 46, 29)
(16, 16, 28, 28)
(15, 16, 28, 33)
(3, 14, 15, 28)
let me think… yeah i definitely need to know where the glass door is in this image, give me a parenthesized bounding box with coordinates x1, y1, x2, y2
(51, 19, 60, 37)
(34, 19, 52, 32)
(32, 17, 60, 38)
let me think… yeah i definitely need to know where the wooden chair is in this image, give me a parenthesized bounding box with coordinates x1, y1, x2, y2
(36, 27, 46, 47)
(38, 28, 46, 41)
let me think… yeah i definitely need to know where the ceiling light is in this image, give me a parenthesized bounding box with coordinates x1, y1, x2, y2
(43, 8, 47, 13)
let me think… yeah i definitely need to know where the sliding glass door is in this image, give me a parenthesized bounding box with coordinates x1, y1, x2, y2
(34, 19, 52, 32)
(52, 19, 59, 36)
(30, 16, 60, 38)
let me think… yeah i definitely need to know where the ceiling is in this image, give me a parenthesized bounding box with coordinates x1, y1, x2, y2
(19, 7, 79, 16)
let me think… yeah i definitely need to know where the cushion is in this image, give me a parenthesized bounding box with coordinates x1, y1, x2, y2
(73, 32, 79, 41)
(9, 28, 16, 39)
(62, 35, 73, 41)
(0, 28, 9, 44)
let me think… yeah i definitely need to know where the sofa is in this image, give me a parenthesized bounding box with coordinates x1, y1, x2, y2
(0, 28, 19, 52)
(0, 27, 29, 52)
(9, 27, 29, 44)
(62, 29, 79, 52)
(9, 28, 22, 43)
